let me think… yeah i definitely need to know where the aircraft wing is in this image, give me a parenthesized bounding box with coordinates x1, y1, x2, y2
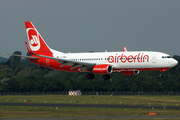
(36, 54, 95, 70)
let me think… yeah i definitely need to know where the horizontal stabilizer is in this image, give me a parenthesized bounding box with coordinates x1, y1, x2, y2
(5, 53, 39, 59)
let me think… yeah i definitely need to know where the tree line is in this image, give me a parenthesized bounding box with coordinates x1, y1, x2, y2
(0, 51, 180, 92)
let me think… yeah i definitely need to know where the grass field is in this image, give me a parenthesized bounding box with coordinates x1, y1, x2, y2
(1, 95, 180, 106)
(0, 95, 180, 119)
(0, 106, 180, 118)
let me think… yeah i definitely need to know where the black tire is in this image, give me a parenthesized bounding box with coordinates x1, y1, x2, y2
(87, 74, 95, 79)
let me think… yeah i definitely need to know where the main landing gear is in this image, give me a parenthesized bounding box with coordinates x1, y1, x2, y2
(87, 74, 95, 79)
(87, 74, 110, 80)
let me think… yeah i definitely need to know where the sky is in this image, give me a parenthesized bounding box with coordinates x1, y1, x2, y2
(0, 0, 180, 58)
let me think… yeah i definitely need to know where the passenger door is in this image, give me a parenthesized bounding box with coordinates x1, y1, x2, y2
(152, 54, 157, 63)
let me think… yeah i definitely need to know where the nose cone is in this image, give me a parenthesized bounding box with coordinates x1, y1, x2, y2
(171, 59, 178, 67)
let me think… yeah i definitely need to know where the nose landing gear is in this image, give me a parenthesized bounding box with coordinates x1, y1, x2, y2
(159, 73, 163, 78)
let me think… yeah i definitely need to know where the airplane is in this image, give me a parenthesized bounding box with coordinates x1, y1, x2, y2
(6, 21, 178, 80)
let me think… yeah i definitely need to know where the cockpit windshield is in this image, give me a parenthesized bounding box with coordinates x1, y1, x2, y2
(162, 56, 171, 58)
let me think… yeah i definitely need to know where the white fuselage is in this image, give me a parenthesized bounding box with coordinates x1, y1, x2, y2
(52, 51, 177, 72)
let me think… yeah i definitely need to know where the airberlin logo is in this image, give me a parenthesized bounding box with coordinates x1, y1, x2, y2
(30, 35, 38, 46)
(93, 68, 107, 71)
(107, 53, 149, 63)
(27, 28, 40, 51)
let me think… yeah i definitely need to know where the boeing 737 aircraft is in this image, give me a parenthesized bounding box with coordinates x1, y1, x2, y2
(6, 21, 178, 80)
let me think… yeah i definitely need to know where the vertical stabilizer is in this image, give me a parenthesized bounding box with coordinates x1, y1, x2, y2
(25, 21, 53, 57)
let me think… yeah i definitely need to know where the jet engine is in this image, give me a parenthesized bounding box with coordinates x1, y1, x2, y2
(120, 71, 139, 75)
(93, 64, 112, 74)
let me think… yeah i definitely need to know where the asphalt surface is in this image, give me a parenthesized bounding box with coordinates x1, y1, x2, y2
(0, 102, 180, 110)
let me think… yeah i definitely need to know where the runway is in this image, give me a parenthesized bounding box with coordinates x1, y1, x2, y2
(0, 102, 180, 110)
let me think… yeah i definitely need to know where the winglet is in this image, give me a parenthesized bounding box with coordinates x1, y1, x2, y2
(123, 46, 127, 52)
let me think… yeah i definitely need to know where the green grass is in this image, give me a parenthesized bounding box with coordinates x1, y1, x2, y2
(1, 95, 180, 106)
(0, 106, 180, 118)
(1, 95, 180, 118)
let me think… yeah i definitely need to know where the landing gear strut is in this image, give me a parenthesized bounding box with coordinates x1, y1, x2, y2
(103, 74, 110, 80)
(159, 73, 163, 77)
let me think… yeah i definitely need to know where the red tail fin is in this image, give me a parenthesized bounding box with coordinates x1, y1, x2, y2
(25, 21, 53, 57)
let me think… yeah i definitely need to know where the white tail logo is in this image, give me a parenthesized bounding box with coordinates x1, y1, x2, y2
(27, 28, 40, 51)
(31, 35, 38, 45)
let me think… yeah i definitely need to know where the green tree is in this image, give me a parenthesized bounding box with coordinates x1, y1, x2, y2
(9, 51, 21, 68)
(0, 68, 13, 79)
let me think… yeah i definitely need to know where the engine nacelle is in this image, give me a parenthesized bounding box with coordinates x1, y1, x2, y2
(120, 71, 140, 75)
(93, 64, 112, 74)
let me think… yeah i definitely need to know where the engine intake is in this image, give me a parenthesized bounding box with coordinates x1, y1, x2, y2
(121, 71, 139, 75)
(93, 64, 112, 74)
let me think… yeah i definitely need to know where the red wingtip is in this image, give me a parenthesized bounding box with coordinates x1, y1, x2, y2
(123, 46, 127, 52)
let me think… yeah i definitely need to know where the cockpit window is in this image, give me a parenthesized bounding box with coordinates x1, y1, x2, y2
(162, 56, 171, 59)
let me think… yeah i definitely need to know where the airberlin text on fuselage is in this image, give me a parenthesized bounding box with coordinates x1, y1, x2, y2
(108, 53, 149, 63)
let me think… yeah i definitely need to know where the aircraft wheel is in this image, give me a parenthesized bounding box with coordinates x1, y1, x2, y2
(87, 74, 95, 79)
(103, 74, 110, 80)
